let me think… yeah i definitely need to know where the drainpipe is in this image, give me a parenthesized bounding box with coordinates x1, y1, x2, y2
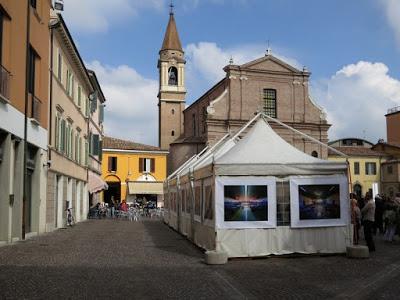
(22, 0, 31, 240)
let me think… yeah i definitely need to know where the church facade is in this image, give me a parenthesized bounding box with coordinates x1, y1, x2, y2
(158, 11, 331, 174)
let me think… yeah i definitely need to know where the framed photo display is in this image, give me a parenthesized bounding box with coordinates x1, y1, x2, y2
(290, 176, 349, 228)
(216, 176, 276, 229)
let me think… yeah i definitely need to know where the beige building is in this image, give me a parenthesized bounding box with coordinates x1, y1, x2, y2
(158, 12, 330, 174)
(0, 0, 51, 243)
(46, 13, 95, 231)
(328, 138, 386, 198)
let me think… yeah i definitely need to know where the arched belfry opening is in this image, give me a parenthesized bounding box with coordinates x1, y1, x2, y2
(168, 67, 178, 86)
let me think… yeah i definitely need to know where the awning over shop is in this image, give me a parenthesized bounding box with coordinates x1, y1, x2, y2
(88, 171, 108, 194)
(128, 181, 164, 195)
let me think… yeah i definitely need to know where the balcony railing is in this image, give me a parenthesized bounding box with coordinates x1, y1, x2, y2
(0, 64, 10, 102)
(31, 95, 41, 124)
(387, 106, 400, 115)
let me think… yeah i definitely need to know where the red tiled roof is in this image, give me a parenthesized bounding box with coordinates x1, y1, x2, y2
(328, 146, 387, 157)
(103, 136, 166, 152)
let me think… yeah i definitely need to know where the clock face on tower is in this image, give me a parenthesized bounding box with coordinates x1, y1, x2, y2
(168, 67, 178, 86)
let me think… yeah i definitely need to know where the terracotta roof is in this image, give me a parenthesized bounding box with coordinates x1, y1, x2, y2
(170, 135, 207, 145)
(161, 13, 183, 51)
(103, 136, 166, 152)
(328, 146, 386, 157)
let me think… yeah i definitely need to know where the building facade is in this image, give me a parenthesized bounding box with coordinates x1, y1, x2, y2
(374, 106, 400, 198)
(87, 70, 106, 206)
(328, 138, 386, 198)
(0, 0, 51, 242)
(102, 137, 168, 207)
(158, 12, 330, 174)
(46, 13, 94, 231)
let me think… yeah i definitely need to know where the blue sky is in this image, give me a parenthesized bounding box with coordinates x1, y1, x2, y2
(62, 0, 400, 146)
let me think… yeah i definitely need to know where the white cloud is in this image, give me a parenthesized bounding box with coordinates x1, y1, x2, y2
(86, 61, 159, 146)
(62, 0, 164, 33)
(312, 61, 400, 143)
(380, 0, 400, 47)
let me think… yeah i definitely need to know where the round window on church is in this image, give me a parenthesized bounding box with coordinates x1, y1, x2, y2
(311, 151, 318, 158)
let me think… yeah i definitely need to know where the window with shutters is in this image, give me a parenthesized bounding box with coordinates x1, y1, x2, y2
(354, 162, 360, 175)
(55, 114, 59, 150)
(90, 95, 97, 113)
(77, 86, 82, 107)
(365, 162, 376, 175)
(85, 140, 89, 166)
(91, 134, 100, 156)
(28, 46, 37, 95)
(263, 89, 277, 118)
(60, 119, 66, 153)
(78, 137, 82, 164)
(70, 128, 74, 159)
(85, 97, 89, 117)
(75, 133, 79, 162)
(99, 104, 104, 124)
(108, 157, 117, 172)
(139, 158, 155, 173)
(71, 74, 75, 99)
(66, 69, 71, 95)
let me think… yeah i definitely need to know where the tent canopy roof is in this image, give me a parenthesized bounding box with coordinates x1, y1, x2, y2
(217, 118, 326, 165)
(171, 116, 347, 179)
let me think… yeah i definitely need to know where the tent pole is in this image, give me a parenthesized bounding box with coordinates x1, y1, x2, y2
(262, 114, 348, 158)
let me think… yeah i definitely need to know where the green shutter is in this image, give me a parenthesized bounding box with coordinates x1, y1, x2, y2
(92, 134, 99, 156)
(61, 120, 66, 153)
(99, 104, 104, 124)
(55, 116, 59, 150)
(78, 86, 82, 107)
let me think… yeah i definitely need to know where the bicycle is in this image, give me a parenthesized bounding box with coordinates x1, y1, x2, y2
(66, 208, 75, 226)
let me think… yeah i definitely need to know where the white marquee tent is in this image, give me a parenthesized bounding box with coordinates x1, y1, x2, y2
(164, 115, 351, 257)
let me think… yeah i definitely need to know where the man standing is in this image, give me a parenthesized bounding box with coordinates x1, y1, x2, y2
(362, 194, 376, 252)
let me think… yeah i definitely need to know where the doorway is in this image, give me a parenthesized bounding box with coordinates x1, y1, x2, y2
(104, 182, 121, 204)
(354, 184, 362, 199)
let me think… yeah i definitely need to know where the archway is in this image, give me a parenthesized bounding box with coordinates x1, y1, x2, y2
(353, 183, 362, 199)
(104, 175, 121, 204)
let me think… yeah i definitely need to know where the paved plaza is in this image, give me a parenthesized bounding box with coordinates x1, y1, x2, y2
(0, 219, 399, 299)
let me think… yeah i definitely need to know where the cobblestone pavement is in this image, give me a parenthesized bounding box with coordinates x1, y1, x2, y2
(0, 219, 399, 299)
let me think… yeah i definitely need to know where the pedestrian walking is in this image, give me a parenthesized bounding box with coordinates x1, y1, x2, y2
(351, 198, 361, 245)
(383, 200, 397, 242)
(361, 194, 376, 252)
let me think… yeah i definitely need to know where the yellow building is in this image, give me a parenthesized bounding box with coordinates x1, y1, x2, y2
(328, 138, 387, 198)
(102, 137, 168, 207)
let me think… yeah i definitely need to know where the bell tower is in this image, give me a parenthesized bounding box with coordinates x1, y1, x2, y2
(158, 6, 186, 150)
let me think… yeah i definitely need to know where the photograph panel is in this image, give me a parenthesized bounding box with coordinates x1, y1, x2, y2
(298, 184, 340, 220)
(224, 185, 268, 221)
